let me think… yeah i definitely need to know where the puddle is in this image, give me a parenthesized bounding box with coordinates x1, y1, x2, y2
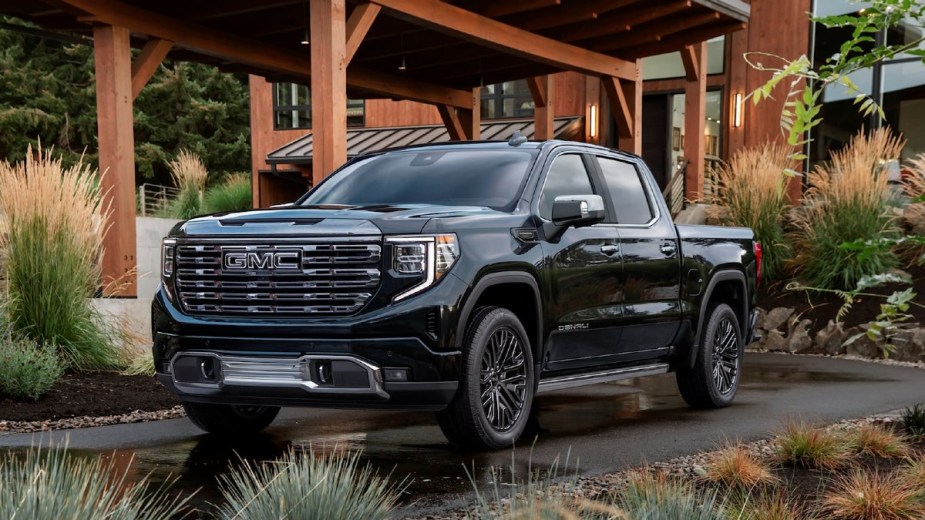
(0, 357, 897, 516)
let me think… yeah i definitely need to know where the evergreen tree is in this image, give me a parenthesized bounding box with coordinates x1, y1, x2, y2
(0, 16, 250, 185)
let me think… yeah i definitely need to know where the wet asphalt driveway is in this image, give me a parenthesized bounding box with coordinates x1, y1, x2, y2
(2, 353, 925, 516)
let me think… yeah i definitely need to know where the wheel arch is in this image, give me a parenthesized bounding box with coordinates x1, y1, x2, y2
(457, 272, 543, 361)
(688, 269, 748, 368)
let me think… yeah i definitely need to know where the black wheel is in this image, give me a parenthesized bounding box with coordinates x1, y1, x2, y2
(436, 307, 535, 450)
(677, 303, 742, 408)
(182, 401, 280, 435)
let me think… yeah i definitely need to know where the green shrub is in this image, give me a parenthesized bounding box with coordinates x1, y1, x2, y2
(218, 448, 400, 520)
(901, 403, 925, 437)
(0, 446, 189, 519)
(203, 173, 253, 214)
(0, 147, 120, 370)
(162, 150, 208, 219)
(612, 471, 726, 520)
(790, 129, 902, 290)
(0, 336, 64, 400)
(709, 143, 792, 280)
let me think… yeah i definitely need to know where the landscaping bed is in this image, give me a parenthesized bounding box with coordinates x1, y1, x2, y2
(0, 371, 180, 431)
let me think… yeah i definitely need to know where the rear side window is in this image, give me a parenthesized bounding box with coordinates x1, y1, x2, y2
(539, 154, 595, 219)
(596, 157, 654, 225)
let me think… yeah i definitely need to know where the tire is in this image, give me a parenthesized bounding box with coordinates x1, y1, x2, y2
(677, 303, 743, 408)
(436, 306, 535, 450)
(182, 401, 280, 435)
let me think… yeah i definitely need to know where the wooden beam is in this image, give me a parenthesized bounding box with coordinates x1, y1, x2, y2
(481, 0, 560, 18)
(601, 66, 641, 154)
(527, 75, 554, 140)
(602, 77, 632, 143)
(55, 0, 473, 108)
(185, 0, 301, 21)
(311, 0, 348, 184)
(593, 12, 721, 52)
(369, 0, 636, 80)
(553, 0, 688, 43)
(345, 3, 380, 64)
(624, 21, 746, 58)
(93, 24, 136, 296)
(438, 104, 466, 140)
(684, 42, 706, 201)
(130, 38, 172, 100)
(680, 44, 699, 81)
(517, 0, 639, 32)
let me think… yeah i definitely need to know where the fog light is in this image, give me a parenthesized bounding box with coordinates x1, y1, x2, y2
(382, 368, 409, 382)
(316, 361, 333, 385)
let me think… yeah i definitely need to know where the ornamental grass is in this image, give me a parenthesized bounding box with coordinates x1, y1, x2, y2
(202, 172, 252, 214)
(0, 146, 120, 369)
(790, 128, 903, 290)
(709, 143, 792, 280)
(165, 150, 208, 219)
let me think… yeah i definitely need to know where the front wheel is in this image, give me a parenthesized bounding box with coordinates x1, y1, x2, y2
(182, 402, 280, 435)
(436, 307, 535, 450)
(677, 303, 743, 408)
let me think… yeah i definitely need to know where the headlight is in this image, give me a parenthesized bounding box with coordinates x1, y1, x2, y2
(162, 238, 176, 279)
(387, 234, 459, 301)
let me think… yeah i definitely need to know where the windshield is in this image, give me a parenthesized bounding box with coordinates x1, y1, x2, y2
(301, 148, 538, 210)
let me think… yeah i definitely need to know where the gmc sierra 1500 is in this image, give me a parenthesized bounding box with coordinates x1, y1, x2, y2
(153, 139, 760, 449)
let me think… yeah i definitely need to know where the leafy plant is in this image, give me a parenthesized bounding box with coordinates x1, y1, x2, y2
(775, 421, 853, 470)
(746, 1, 925, 164)
(703, 443, 777, 489)
(202, 173, 253, 214)
(0, 335, 64, 400)
(900, 403, 925, 437)
(0, 446, 190, 519)
(218, 448, 401, 520)
(708, 144, 792, 280)
(789, 129, 902, 290)
(0, 146, 121, 370)
(851, 424, 910, 458)
(822, 468, 925, 520)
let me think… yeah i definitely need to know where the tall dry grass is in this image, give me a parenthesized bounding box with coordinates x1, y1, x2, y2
(790, 128, 903, 290)
(709, 143, 792, 280)
(900, 154, 925, 263)
(166, 150, 208, 219)
(0, 145, 120, 369)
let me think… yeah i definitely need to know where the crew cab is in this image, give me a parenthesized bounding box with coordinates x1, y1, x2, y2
(153, 139, 760, 449)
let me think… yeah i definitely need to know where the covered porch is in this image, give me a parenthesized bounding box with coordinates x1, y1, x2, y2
(0, 0, 748, 296)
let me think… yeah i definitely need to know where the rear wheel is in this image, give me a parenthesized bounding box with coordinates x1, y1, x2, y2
(677, 303, 742, 408)
(182, 402, 280, 435)
(436, 307, 535, 450)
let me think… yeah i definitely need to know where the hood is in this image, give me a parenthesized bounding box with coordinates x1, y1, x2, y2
(171, 204, 504, 238)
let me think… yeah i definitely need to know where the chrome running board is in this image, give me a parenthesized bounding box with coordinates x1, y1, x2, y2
(537, 363, 670, 393)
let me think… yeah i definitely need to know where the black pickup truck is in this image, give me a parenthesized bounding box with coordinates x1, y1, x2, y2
(154, 139, 761, 449)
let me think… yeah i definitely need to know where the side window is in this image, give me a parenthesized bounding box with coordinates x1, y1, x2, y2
(597, 157, 654, 225)
(539, 154, 595, 220)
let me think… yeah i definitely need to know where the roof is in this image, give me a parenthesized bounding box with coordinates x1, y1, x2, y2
(0, 1, 750, 94)
(267, 116, 583, 165)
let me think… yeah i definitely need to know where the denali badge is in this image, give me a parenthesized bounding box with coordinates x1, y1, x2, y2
(222, 250, 302, 270)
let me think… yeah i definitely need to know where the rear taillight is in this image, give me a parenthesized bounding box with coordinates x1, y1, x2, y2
(753, 241, 762, 288)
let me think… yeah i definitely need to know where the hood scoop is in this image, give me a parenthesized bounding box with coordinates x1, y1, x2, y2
(219, 217, 323, 227)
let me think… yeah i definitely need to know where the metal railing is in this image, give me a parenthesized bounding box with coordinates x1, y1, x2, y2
(663, 161, 687, 217)
(138, 183, 179, 217)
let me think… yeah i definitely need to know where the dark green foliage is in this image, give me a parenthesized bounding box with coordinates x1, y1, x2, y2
(901, 403, 925, 437)
(0, 16, 250, 183)
(0, 335, 64, 401)
(161, 188, 203, 220)
(202, 173, 253, 214)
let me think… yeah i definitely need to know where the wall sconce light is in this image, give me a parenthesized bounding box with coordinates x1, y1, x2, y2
(301, 28, 310, 45)
(733, 92, 743, 128)
(588, 104, 598, 139)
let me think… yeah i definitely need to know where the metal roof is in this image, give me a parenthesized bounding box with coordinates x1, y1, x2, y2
(267, 117, 583, 165)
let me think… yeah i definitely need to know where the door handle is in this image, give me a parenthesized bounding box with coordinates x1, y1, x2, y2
(600, 244, 619, 256)
(660, 243, 677, 256)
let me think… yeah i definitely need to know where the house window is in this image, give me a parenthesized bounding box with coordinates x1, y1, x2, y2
(272, 82, 365, 130)
(480, 80, 535, 119)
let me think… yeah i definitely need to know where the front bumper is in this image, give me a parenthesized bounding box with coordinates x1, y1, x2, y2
(152, 275, 467, 410)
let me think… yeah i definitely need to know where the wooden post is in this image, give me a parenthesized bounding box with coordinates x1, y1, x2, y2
(310, 0, 348, 185)
(602, 60, 641, 154)
(527, 75, 554, 140)
(682, 42, 706, 201)
(439, 88, 480, 140)
(93, 24, 137, 297)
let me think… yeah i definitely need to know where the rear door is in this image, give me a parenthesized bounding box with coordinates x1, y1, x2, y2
(591, 154, 682, 356)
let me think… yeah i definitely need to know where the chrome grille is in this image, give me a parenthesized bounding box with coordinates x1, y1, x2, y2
(174, 241, 381, 316)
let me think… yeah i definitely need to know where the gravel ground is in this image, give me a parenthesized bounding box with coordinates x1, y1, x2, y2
(0, 406, 186, 435)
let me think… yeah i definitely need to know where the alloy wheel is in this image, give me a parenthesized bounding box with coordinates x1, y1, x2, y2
(479, 327, 528, 431)
(711, 317, 739, 395)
